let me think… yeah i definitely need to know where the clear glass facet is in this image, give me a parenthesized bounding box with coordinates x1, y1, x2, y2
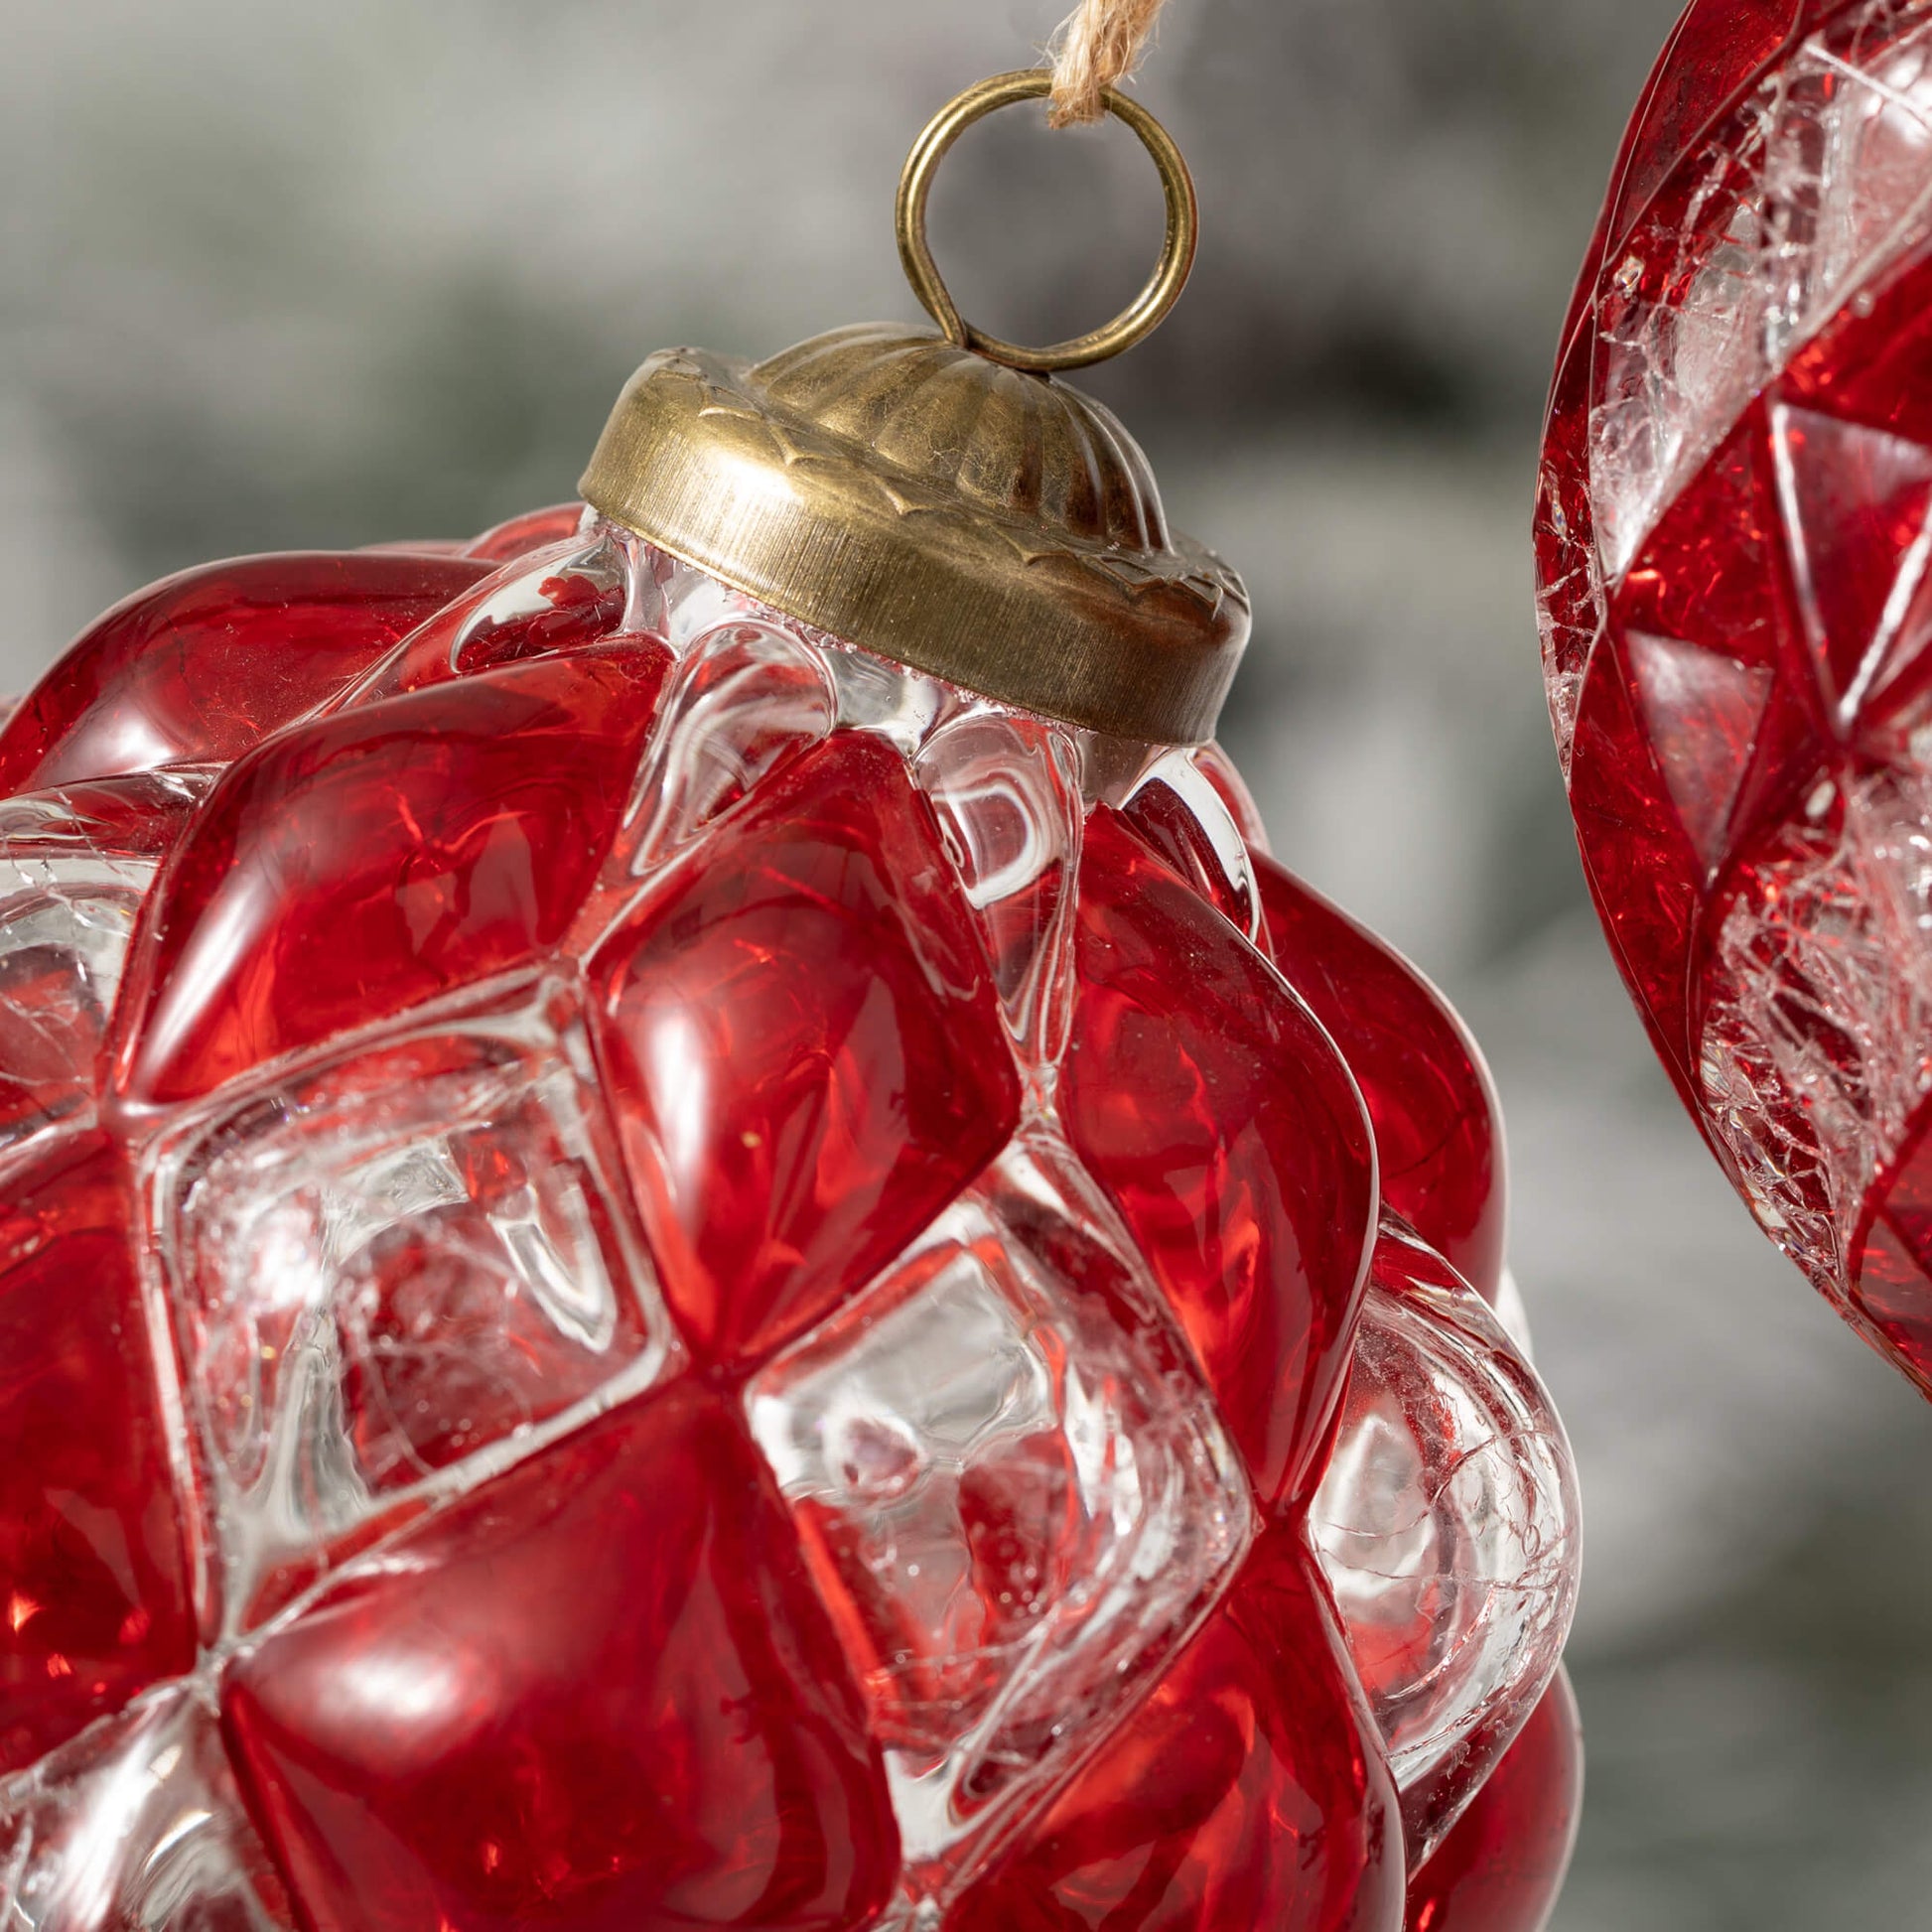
(152, 975, 678, 1627)
(0, 1690, 292, 1931)
(747, 1129, 1254, 1899)
(1311, 1232, 1580, 1864)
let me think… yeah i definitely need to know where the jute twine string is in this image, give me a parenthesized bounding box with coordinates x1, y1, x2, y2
(1046, 0, 1170, 126)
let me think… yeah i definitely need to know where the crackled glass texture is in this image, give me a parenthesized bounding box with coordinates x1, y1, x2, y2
(0, 501, 1579, 1930)
(1539, 0, 1932, 1394)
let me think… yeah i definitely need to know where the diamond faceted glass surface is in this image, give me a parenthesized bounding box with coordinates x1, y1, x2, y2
(0, 1135, 196, 1779)
(0, 501, 1579, 1927)
(1539, 0, 1932, 1394)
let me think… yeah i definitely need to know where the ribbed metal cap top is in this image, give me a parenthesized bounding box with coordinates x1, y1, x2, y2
(580, 322, 1248, 745)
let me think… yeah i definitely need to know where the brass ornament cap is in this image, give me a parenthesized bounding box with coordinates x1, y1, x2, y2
(580, 322, 1249, 745)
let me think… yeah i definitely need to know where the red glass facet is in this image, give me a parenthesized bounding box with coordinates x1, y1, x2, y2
(223, 1386, 898, 1932)
(1064, 810, 1377, 1506)
(1853, 1099, 1932, 1391)
(1566, 627, 1706, 1097)
(114, 643, 669, 1105)
(1255, 856, 1506, 1302)
(0, 552, 491, 797)
(590, 731, 1022, 1366)
(0, 1134, 196, 1774)
(1121, 769, 1266, 945)
(464, 501, 591, 564)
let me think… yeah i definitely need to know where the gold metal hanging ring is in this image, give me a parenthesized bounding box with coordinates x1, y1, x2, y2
(895, 69, 1198, 375)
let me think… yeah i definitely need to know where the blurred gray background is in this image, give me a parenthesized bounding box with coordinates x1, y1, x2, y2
(9, 2, 1932, 1924)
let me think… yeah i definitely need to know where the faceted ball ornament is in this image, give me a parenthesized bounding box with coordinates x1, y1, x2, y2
(0, 505, 1580, 1929)
(1538, 0, 1932, 1392)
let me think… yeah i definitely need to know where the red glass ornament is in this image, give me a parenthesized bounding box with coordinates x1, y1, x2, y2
(1538, 0, 1932, 1394)
(0, 514, 1579, 1928)
(590, 731, 1022, 1367)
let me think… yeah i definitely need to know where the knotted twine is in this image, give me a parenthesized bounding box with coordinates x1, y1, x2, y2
(1046, 0, 1171, 126)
